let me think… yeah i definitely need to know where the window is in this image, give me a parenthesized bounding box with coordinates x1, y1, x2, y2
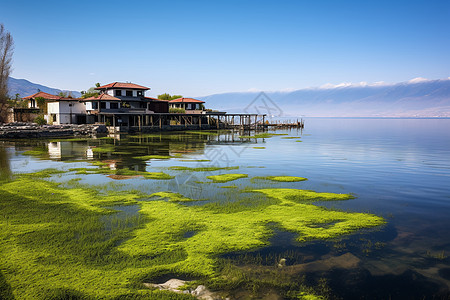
(100, 102, 106, 109)
(92, 102, 98, 109)
(115, 90, 122, 96)
(110, 102, 118, 109)
(137, 90, 143, 97)
(126, 90, 133, 97)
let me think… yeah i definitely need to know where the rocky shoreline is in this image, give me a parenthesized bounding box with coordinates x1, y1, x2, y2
(0, 122, 107, 139)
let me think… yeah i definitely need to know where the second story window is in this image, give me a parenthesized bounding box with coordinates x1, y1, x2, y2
(126, 90, 133, 97)
(100, 102, 106, 109)
(137, 91, 143, 97)
(110, 103, 118, 109)
(115, 90, 122, 96)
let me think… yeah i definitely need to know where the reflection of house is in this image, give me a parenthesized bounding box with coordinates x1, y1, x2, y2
(169, 98, 205, 114)
(23, 91, 85, 124)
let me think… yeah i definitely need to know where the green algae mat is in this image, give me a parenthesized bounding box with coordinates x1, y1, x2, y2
(0, 169, 385, 299)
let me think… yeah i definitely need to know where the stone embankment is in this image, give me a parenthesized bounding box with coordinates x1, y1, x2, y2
(0, 122, 107, 139)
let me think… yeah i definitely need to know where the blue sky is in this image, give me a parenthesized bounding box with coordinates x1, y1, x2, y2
(1, 0, 449, 97)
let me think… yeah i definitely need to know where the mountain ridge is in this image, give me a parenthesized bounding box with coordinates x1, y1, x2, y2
(198, 78, 450, 117)
(7, 77, 81, 98)
(7, 76, 450, 117)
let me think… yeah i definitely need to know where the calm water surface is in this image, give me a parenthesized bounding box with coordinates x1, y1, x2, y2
(1, 118, 450, 299)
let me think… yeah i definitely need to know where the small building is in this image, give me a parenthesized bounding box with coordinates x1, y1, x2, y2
(23, 91, 85, 124)
(169, 98, 205, 114)
(23, 91, 61, 109)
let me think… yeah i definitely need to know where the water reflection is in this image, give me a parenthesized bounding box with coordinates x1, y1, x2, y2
(0, 145, 12, 181)
(3, 121, 450, 298)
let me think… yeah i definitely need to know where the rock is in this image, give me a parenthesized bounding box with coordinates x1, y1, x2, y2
(143, 278, 222, 300)
(277, 258, 286, 268)
(0, 124, 103, 139)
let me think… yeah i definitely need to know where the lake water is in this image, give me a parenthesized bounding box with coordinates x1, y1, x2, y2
(1, 118, 450, 299)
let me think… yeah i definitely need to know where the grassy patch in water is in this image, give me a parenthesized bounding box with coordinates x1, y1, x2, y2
(169, 166, 239, 172)
(21, 149, 47, 157)
(252, 176, 307, 182)
(281, 136, 301, 139)
(186, 131, 219, 136)
(178, 159, 211, 162)
(92, 145, 115, 153)
(252, 147, 265, 149)
(68, 167, 174, 180)
(0, 170, 384, 299)
(150, 192, 205, 202)
(133, 155, 173, 160)
(207, 174, 248, 183)
(239, 133, 287, 139)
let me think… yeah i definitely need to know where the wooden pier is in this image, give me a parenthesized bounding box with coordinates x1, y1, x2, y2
(102, 112, 303, 132)
(266, 119, 304, 129)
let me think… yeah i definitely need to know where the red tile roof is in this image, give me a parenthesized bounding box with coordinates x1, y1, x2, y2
(169, 98, 205, 103)
(22, 91, 61, 100)
(95, 82, 150, 90)
(82, 94, 121, 101)
(23, 91, 80, 101)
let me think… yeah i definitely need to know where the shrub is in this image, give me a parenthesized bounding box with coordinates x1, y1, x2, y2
(34, 115, 47, 125)
(169, 108, 186, 114)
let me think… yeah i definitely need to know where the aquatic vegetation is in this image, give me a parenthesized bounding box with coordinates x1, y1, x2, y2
(169, 166, 239, 172)
(21, 149, 47, 157)
(92, 145, 115, 153)
(68, 167, 174, 180)
(0, 167, 384, 298)
(207, 173, 248, 183)
(253, 146, 266, 149)
(150, 192, 205, 202)
(49, 138, 93, 142)
(281, 136, 301, 139)
(239, 133, 288, 139)
(133, 154, 173, 160)
(252, 176, 307, 182)
(296, 140, 303, 142)
(186, 131, 219, 136)
(220, 185, 238, 189)
(178, 159, 211, 162)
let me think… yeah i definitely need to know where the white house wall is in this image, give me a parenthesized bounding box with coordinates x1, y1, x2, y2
(47, 101, 86, 124)
(106, 89, 144, 97)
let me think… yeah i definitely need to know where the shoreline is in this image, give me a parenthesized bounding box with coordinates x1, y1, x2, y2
(0, 123, 107, 139)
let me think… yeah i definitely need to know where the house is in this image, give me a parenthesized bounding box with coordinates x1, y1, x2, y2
(23, 91, 85, 124)
(81, 82, 169, 126)
(23, 91, 62, 109)
(169, 98, 205, 114)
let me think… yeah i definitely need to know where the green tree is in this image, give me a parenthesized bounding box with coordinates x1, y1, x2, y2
(81, 83, 100, 99)
(57, 91, 68, 98)
(157, 93, 183, 101)
(35, 96, 47, 114)
(0, 24, 14, 123)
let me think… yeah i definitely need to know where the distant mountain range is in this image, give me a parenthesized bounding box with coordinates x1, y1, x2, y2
(8, 76, 450, 117)
(199, 78, 450, 117)
(8, 77, 81, 98)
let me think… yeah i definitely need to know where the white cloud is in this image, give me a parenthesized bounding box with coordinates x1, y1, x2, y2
(408, 77, 429, 83)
